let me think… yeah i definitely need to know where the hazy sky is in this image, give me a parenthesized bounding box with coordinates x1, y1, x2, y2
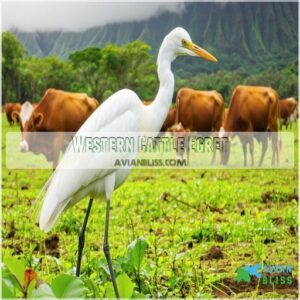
(2, 2, 186, 31)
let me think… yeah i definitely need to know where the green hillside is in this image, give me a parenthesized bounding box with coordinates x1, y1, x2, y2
(11, 2, 298, 75)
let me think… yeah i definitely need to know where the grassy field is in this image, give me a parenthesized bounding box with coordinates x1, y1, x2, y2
(2, 112, 298, 298)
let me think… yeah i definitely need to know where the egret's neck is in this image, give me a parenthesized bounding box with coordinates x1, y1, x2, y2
(146, 46, 175, 131)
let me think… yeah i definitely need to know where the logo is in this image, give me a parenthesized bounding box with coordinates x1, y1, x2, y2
(235, 264, 293, 285)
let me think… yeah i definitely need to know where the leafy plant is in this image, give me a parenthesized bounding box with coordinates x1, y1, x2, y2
(105, 273, 135, 298)
(125, 237, 148, 292)
(2, 256, 87, 299)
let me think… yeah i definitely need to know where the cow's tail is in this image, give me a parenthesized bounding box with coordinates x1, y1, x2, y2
(276, 95, 282, 152)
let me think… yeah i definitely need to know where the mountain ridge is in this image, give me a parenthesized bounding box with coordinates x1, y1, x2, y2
(10, 2, 298, 75)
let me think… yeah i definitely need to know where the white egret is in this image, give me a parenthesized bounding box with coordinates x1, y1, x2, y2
(39, 27, 217, 298)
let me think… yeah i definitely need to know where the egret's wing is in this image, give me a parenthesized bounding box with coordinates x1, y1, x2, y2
(79, 89, 141, 133)
(56, 110, 139, 199)
(39, 89, 142, 231)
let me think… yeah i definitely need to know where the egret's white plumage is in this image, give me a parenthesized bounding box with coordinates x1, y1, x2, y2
(39, 27, 217, 232)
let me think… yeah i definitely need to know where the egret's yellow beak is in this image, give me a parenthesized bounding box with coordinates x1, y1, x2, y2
(185, 41, 218, 63)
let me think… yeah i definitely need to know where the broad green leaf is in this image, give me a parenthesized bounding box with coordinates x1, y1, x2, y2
(132, 291, 146, 298)
(105, 273, 135, 299)
(2, 278, 16, 298)
(99, 258, 110, 276)
(27, 279, 37, 298)
(83, 277, 101, 298)
(51, 274, 87, 298)
(31, 284, 56, 298)
(2, 272, 23, 293)
(4, 256, 26, 287)
(126, 237, 148, 272)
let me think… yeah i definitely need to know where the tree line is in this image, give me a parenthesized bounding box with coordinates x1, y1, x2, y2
(2, 32, 298, 106)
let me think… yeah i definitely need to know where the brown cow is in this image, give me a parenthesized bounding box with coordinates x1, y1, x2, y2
(223, 108, 229, 125)
(167, 122, 191, 162)
(11, 101, 40, 127)
(220, 85, 279, 166)
(4, 102, 21, 126)
(160, 108, 176, 132)
(170, 88, 224, 163)
(13, 89, 99, 169)
(279, 97, 298, 129)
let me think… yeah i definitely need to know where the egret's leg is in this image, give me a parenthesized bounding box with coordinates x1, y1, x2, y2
(76, 198, 93, 277)
(103, 198, 120, 298)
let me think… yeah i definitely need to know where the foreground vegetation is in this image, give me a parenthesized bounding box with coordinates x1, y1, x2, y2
(2, 114, 298, 298)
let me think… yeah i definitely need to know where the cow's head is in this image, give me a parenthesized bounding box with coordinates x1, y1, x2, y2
(4, 103, 13, 112)
(168, 123, 191, 161)
(22, 111, 44, 132)
(219, 127, 231, 165)
(13, 102, 44, 152)
(21, 111, 44, 152)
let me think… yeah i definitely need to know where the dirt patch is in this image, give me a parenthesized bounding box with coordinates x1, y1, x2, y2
(201, 246, 224, 260)
(263, 238, 276, 244)
(288, 193, 298, 202)
(261, 191, 273, 203)
(6, 220, 16, 238)
(132, 175, 154, 182)
(289, 226, 297, 236)
(161, 192, 171, 201)
(45, 234, 60, 258)
(261, 190, 298, 204)
(272, 217, 283, 225)
(214, 273, 298, 297)
(21, 183, 29, 190)
(180, 178, 187, 184)
(7, 243, 23, 255)
(205, 203, 224, 214)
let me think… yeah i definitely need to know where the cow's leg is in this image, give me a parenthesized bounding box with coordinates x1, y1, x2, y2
(76, 198, 93, 276)
(243, 141, 247, 167)
(186, 141, 190, 165)
(271, 132, 279, 165)
(259, 136, 268, 167)
(211, 147, 216, 165)
(211, 136, 217, 165)
(249, 136, 254, 166)
(242, 141, 247, 167)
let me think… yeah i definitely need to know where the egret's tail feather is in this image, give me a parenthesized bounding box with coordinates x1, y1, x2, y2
(39, 199, 69, 233)
(38, 170, 70, 232)
(32, 173, 54, 223)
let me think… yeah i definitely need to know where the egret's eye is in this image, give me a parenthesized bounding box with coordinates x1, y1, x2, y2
(181, 39, 187, 46)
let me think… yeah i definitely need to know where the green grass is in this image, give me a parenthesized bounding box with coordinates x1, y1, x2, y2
(2, 113, 298, 298)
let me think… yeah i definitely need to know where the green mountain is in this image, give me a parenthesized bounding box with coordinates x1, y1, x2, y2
(11, 2, 298, 75)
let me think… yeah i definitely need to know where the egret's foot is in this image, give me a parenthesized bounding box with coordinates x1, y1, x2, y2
(104, 244, 120, 299)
